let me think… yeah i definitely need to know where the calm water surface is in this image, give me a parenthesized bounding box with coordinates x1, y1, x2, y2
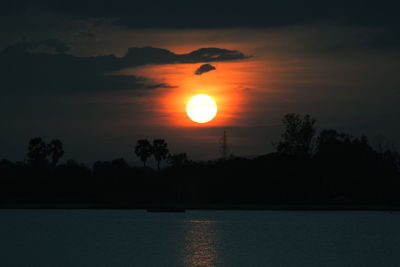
(0, 210, 399, 266)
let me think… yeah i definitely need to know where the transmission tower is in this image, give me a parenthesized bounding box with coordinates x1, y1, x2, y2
(220, 130, 228, 159)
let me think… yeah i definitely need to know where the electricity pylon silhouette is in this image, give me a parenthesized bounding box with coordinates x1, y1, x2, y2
(220, 130, 228, 159)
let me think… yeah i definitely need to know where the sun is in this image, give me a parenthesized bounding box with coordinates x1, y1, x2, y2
(186, 94, 218, 123)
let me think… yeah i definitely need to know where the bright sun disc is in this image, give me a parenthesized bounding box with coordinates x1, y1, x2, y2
(186, 94, 218, 123)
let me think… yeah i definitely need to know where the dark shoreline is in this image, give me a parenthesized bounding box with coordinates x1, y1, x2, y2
(1, 203, 400, 211)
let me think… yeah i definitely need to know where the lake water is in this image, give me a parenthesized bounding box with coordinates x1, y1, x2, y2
(0, 210, 399, 266)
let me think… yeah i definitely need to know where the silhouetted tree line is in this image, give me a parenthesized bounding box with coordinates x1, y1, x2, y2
(0, 113, 399, 207)
(135, 139, 169, 169)
(27, 138, 64, 167)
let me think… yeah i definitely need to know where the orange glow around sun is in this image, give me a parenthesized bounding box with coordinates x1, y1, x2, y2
(186, 94, 218, 123)
(124, 58, 262, 127)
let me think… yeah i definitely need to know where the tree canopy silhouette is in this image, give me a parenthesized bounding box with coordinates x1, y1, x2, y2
(27, 137, 64, 166)
(27, 138, 65, 167)
(275, 113, 316, 157)
(47, 139, 64, 166)
(135, 139, 153, 167)
(168, 153, 189, 168)
(27, 137, 48, 166)
(153, 139, 169, 170)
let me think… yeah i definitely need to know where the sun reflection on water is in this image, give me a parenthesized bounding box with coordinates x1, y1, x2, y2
(182, 219, 220, 267)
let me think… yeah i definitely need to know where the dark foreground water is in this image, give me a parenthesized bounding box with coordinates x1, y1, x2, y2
(0, 210, 399, 266)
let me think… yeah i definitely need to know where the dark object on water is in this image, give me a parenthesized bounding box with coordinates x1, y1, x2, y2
(147, 207, 186, 212)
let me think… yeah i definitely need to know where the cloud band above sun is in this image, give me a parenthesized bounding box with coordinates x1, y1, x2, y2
(0, 42, 249, 93)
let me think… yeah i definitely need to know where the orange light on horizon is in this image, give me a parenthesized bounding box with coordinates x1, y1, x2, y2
(121, 59, 263, 128)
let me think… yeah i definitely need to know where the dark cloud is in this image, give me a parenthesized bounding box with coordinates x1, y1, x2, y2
(195, 64, 216, 75)
(0, 40, 248, 94)
(4, 38, 70, 54)
(121, 47, 249, 66)
(3, 0, 400, 29)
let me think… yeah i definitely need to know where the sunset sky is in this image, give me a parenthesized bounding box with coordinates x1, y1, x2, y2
(1, 1, 400, 163)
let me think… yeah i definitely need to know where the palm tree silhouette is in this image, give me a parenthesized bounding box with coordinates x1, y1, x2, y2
(27, 137, 48, 166)
(153, 139, 169, 170)
(135, 139, 153, 167)
(47, 139, 64, 166)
